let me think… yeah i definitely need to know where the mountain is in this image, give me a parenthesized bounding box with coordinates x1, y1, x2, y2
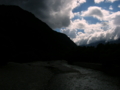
(0, 5, 77, 64)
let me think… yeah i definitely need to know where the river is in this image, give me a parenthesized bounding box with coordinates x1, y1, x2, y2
(0, 61, 120, 90)
(46, 62, 120, 90)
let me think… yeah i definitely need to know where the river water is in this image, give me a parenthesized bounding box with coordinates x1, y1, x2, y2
(46, 63, 120, 90)
(0, 61, 120, 90)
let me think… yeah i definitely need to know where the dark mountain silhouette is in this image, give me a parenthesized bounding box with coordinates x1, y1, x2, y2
(0, 5, 77, 64)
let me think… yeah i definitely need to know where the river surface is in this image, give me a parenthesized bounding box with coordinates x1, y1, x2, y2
(46, 63, 120, 90)
(0, 61, 120, 90)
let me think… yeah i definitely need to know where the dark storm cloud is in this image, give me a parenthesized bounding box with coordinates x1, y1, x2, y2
(0, 0, 71, 29)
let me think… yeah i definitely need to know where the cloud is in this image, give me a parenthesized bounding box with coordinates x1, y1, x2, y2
(106, 0, 118, 3)
(73, 27, 119, 45)
(20, 0, 72, 29)
(0, 0, 86, 29)
(105, 11, 120, 19)
(61, 28, 77, 38)
(61, 18, 103, 39)
(73, 24, 120, 46)
(112, 26, 120, 40)
(68, 19, 88, 30)
(104, 11, 120, 24)
(118, 5, 120, 8)
(79, 0, 86, 3)
(60, 13, 120, 46)
(81, 6, 110, 21)
(60, 19, 88, 38)
(113, 15, 120, 26)
(94, 0, 104, 3)
(109, 5, 113, 10)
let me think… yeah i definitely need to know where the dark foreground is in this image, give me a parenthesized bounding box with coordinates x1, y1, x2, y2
(0, 61, 120, 90)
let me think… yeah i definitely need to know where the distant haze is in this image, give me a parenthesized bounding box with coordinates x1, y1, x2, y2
(1, 0, 120, 46)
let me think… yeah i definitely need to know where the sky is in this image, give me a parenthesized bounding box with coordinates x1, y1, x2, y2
(0, 0, 120, 46)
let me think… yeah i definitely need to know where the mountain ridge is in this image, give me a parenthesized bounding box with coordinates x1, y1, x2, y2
(0, 5, 77, 64)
